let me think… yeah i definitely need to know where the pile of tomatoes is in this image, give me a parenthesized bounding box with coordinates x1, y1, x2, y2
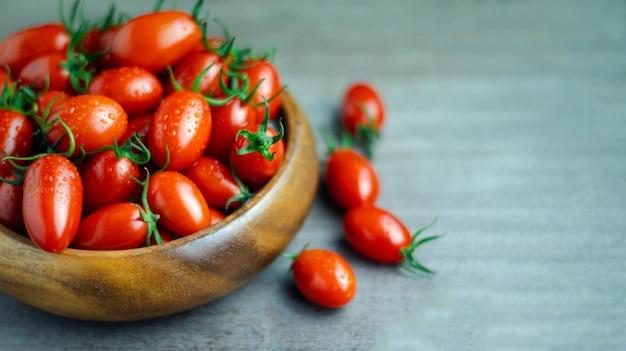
(288, 83, 441, 308)
(0, 0, 285, 252)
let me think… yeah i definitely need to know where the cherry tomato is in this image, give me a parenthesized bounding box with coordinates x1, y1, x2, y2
(206, 98, 258, 161)
(184, 157, 248, 210)
(147, 171, 211, 236)
(147, 90, 211, 171)
(230, 127, 284, 189)
(0, 23, 70, 73)
(341, 82, 385, 135)
(19, 53, 69, 91)
(36, 90, 70, 116)
(22, 154, 83, 253)
(343, 205, 440, 273)
(241, 60, 283, 121)
(89, 67, 163, 115)
(111, 11, 201, 72)
(121, 114, 152, 143)
(0, 175, 23, 232)
(47, 94, 128, 155)
(81, 150, 140, 212)
(73, 203, 146, 250)
(325, 148, 379, 209)
(291, 248, 356, 308)
(0, 110, 33, 176)
(169, 52, 226, 96)
(208, 208, 225, 226)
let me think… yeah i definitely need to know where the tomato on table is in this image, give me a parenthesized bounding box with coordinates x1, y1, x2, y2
(111, 11, 201, 72)
(0, 23, 70, 73)
(341, 82, 385, 154)
(290, 248, 356, 308)
(343, 205, 440, 274)
(47, 94, 128, 156)
(147, 171, 211, 237)
(184, 157, 251, 211)
(89, 67, 163, 115)
(22, 154, 83, 253)
(147, 90, 211, 171)
(325, 148, 379, 209)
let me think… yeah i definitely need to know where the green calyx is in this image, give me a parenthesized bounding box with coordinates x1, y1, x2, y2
(351, 101, 381, 158)
(61, 24, 97, 94)
(235, 99, 284, 161)
(320, 129, 354, 156)
(399, 218, 443, 275)
(224, 169, 253, 212)
(132, 170, 163, 246)
(199, 20, 236, 57)
(77, 134, 151, 166)
(0, 76, 37, 116)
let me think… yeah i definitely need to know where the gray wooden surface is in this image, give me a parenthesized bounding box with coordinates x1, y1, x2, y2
(1, 0, 625, 350)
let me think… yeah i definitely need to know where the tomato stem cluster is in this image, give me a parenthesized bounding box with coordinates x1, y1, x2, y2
(132, 170, 164, 246)
(224, 170, 253, 212)
(236, 100, 284, 161)
(399, 218, 443, 275)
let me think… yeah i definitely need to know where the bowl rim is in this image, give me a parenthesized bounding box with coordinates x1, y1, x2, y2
(0, 90, 303, 258)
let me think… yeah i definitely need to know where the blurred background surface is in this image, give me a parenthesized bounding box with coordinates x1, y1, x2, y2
(0, 0, 624, 350)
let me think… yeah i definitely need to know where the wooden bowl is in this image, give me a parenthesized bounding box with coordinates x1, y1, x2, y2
(0, 92, 318, 321)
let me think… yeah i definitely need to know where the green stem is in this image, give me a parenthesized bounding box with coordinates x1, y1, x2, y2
(132, 170, 163, 246)
(400, 218, 443, 275)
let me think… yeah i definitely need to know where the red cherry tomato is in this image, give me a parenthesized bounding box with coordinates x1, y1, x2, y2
(89, 67, 163, 115)
(0, 23, 70, 73)
(147, 90, 211, 171)
(147, 171, 211, 236)
(241, 60, 283, 121)
(111, 11, 201, 72)
(343, 205, 440, 273)
(206, 98, 258, 161)
(341, 82, 385, 135)
(325, 148, 379, 209)
(0, 175, 23, 232)
(208, 208, 225, 226)
(47, 94, 128, 155)
(230, 127, 284, 189)
(73, 203, 147, 250)
(36, 90, 70, 116)
(184, 157, 249, 211)
(81, 150, 140, 212)
(22, 154, 83, 253)
(121, 114, 152, 143)
(0, 110, 33, 176)
(18, 53, 69, 91)
(291, 248, 356, 308)
(169, 52, 226, 96)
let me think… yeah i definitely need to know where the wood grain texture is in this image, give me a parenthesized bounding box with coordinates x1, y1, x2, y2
(0, 92, 319, 321)
(0, 0, 625, 349)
